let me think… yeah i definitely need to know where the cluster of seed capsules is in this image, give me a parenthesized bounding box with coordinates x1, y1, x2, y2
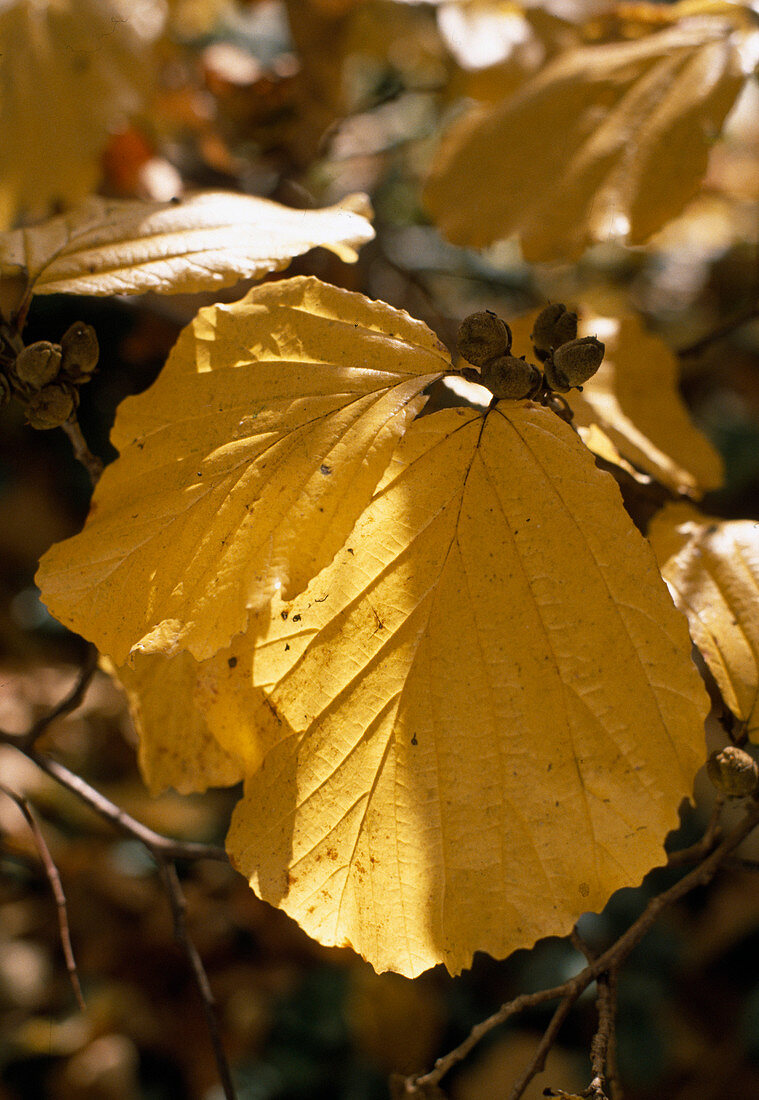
(457, 303, 605, 400)
(0, 323, 99, 428)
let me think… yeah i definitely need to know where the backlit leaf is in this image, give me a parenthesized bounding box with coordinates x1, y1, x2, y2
(225, 404, 708, 976)
(508, 309, 724, 497)
(424, 14, 748, 261)
(0, 192, 374, 305)
(108, 652, 244, 796)
(36, 277, 448, 664)
(0, 0, 166, 229)
(650, 502, 759, 741)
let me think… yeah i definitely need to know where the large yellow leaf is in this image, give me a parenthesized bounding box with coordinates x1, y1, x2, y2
(423, 14, 748, 261)
(0, 0, 166, 229)
(0, 192, 374, 306)
(225, 404, 708, 977)
(650, 502, 759, 741)
(508, 310, 724, 497)
(36, 277, 449, 664)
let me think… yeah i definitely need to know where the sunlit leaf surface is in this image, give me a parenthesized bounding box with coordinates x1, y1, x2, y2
(424, 15, 747, 260)
(37, 277, 447, 663)
(0, 192, 374, 303)
(225, 405, 708, 976)
(650, 502, 759, 741)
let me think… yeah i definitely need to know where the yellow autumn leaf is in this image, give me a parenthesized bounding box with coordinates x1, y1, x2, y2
(423, 13, 748, 261)
(36, 276, 449, 665)
(0, 0, 166, 229)
(224, 404, 708, 977)
(649, 502, 759, 741)
(508, 310, 724, 497)
(107, 652, 244, 796)
(0, 191, 374, 308)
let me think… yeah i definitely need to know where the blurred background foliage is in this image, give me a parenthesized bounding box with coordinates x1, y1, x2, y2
(1, 0, 759, 1097)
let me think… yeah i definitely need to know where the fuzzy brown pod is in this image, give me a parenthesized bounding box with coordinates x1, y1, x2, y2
(545, 336, 604, 392)
(530, 303, 578, 363)
(482, 355, 541, 400)
(707, 746, 759, 798)
(14, 340, 62, 389)
(458, 310, 512, 367)
(60, 321, 99, 381)
(25, 383, 76, 429)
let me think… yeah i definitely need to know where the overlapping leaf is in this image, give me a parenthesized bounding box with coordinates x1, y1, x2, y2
(110, 652, 244, 795)
(222, 404, 708, 976)
(508, 310, 724, 497)
(424, 13, 748, 261)
(0, 192, 374, 309)
(0, 0, 166, 229)
(36, 277, 448, 664)
(650, 502, 759, 741)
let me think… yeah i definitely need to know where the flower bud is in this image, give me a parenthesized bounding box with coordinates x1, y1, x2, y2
(60, 322, 99, 381)
(544, 336, 605, 392)
(458, 311, 512, 368)
(707, 746, 759, 798)
(25, 383, 76, 429)
(14, 341, 62, 389)
(530, 303, 578, 362)
(482, 355, 541, 400)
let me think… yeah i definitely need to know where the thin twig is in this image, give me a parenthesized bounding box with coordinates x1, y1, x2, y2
(666, 796, 724, 868)
(585, 973, 613, 1100)
(21, 749, 228, 863)
(1, 654, 236, 1096)
(724, 856, 759, 872)
(16, 647, 100, 749)
(61, 418, 104, 486)
(602, 970, 620, 1100)
(404, 797, 759, 1095)
(570, 926, 617, 1099)
(0, 784, 86, 1010)
(677, 302, 759, 357)
(509, 992, 581, 1100)
(159, 863, 237, 1100)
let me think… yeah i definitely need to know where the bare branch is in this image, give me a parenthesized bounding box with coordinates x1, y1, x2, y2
(677, 302, 759, 358)
(509, 992, 581, 1100)
(24, 749, 228, 862)
(158, 863, 237, 1100)
(0, 784, 86, 1011)
(20, 646, 100, 749)
(404, 797, 759, 1095)
(61, 417, 103, 486)
(0, 650, 236, 1096)
(666, 797, 724, 868)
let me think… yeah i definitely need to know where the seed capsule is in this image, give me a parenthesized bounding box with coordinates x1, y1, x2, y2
(25, 383, 76, 429)
(482, 355, 541, 400)
(458, 310, 512, 367)
(707, 746, 759, 798)
(530, 303, 578, 362)
(14, 341, 62, 389)
(544, 336, 605, 392)
(60, 322, 99, 381)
